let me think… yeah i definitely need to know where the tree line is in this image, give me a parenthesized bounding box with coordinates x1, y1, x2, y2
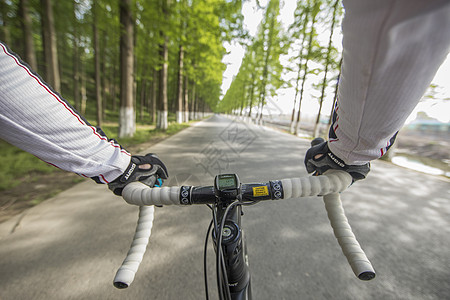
(0, 0, 245, 137)
(219, 0, 343, 137)
(1, 0, 344, 138)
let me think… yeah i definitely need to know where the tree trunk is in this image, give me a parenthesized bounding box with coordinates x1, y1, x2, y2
(157, 35, 169, 130)
(290, 16, 309, 133)
(240, 82, 248, 116)
(201, 100, 206, 118)
(190, 83, 196, 120)
(257, 14, 275, 125)
(151, 68, 158, 124)
(0, 0, 11, 45)
(40, 0, 60, 92)
(80, 58, 87, 116)
(328, 57, 342, 127)
(119, 0, 135, 138)
(313, 0, 339, 138)
(247, 79, 255, 118)
(290, 0, 311, 132)
(101, 33, 108, 120)
(132, 25, 138, 124)
(139, 78, 146, 122)
(289, 65, 301, 133)
(93, 1, 103, 127)
(111, 61, 118, 112)
(157, 0, 170, 130)
(19, 0, 37, 70)
(72, 1, 80, 111)
(294, 1, 319, 136)
(145, 78, 151, 115)
(176, 45, 184, 123)
(183, 76, 189, 122)
(195, 96, 199, 119)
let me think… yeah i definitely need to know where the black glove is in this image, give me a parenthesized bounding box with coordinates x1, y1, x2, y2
(304, 138, 370, 182)
(108, 153, 169, 196)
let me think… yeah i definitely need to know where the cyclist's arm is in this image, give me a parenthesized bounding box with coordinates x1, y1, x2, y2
(329, 0, 450, 165)
(0, 41, 130, 184)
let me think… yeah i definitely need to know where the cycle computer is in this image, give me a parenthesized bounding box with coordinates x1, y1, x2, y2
(214, 174, 241, 200)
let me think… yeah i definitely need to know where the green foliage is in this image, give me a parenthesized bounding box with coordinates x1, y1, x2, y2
(218, 0, 345, 135)
(4, 0, 347, 146)
(3, 0, 243, 133)
(422, 84, 450, 101)
(180, 0, 235, 109)
(218, 0, 287, 114)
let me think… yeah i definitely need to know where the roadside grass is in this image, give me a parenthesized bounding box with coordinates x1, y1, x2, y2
(0, 141, 55, 191)
(102, 122, 190, 148)
(0, 122, 190, 192)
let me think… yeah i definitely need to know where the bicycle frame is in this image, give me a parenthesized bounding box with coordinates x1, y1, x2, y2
(213, 202, 251, 300)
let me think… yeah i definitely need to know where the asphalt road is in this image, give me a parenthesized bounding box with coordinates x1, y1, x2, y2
(0, 115, 449, 300)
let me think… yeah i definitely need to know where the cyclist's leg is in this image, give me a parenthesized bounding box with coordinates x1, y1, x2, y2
(329, 0, 450, 165)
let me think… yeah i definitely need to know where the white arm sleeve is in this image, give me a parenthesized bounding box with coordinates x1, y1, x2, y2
(0, 42, 130, 184)
(329, 0, 450, 165)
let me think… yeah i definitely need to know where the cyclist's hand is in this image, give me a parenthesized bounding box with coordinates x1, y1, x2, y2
(108, 153, 169, 196)
(304, 138, 370, 182)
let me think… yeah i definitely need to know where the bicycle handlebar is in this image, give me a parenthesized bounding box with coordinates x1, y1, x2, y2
(121, 170, 351, 206)
(113, 206, 155, 289)
(114, 170, 375, 288)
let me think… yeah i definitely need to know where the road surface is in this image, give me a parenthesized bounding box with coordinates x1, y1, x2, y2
(0, 115, 449, 300)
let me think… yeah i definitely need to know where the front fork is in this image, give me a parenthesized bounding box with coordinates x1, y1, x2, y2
(214, 204, 252, 300)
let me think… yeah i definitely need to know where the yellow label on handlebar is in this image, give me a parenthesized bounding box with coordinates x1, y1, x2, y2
(253, 186, 269, 197)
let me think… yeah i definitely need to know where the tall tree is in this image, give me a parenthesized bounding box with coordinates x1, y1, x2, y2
(246, 47, 258, 118)
(328, 57, 342, 126)
(219, 44, 255, 114)
(182, 0, 243, 117)
(118, 0, 135, 138)
(219, 1, 285, 120)
(40, 0, 61, 92)
(72, 1, 80, 111)
(183, 75, 189, 122)
(19, 0, 37, 70)
(93, 1, 103, 127)
(293, 0, 321, 136)
(219, 41, 260, 116)
(0, 0, 11, 45)
(105, 1, 121, 117)
(158, 34, 169, 129)
(152, 69, 158, 123)
(1, 0, 244, 129)
(156, 0, 171, 130)
(255, 0, 285, 123)
(173, 0, 188, 123)
(313, 0, 341, 137)
(289, 0, 311, 133)
(176, 44, 184, 123)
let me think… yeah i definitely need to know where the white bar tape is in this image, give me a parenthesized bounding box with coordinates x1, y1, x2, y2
(113, 206, 155, 288)
(118, 171, 374, 284)
(281, 170, 352, 199)
(323, 193, 376, 280)
(122, 182, 181, 206)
